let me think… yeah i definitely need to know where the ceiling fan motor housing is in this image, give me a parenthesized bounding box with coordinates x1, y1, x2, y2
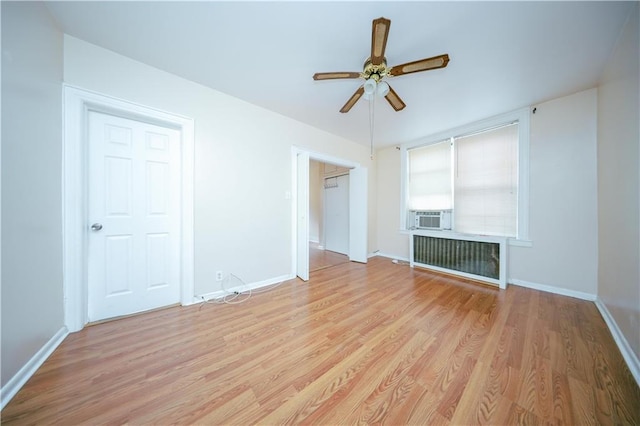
(363, 58, 388, 82)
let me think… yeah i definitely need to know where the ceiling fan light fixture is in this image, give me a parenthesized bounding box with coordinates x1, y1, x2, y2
(363, 78, 377, 96)
(313, 17, 450, 114)
(377, 81, 390, 97)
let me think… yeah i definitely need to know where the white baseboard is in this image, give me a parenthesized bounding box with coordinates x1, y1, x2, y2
(1, 326, 69, 410)
(370, 252, 410, 263)
(195, 273, 295, 302)
(510, 278, 597, 301)
(594, 298, 640, 386)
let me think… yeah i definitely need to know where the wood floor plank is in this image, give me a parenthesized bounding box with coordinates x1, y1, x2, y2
(552, 367, 575, 425)
(506, 401, 543, 425)
(568, 374, 599, 425)
(2, 256, 639, 425)
(310, 316, 430, 423)
(259, 303, 429, 423)
(448, 286, 517, 425)
(340, 331, 435, 424)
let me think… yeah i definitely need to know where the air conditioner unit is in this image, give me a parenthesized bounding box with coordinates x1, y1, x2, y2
(411, 210, 452, 230)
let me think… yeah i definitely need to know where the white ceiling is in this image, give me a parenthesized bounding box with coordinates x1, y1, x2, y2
(46, 1, 632, 148)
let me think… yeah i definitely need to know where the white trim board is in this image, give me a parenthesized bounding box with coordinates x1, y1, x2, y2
(1, 327, 69, 410)
(63, 85, 195, 332)
(196, 273, 294, 302)
(595, 298, 640, 386)
(509, 278, 597, 301)
(371, 252, 410, 263)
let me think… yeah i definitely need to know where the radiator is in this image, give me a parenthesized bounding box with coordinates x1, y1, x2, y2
(409, 230, 507, 288)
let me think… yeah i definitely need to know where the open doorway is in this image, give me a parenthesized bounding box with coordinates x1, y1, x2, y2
(309, 160, 349, 272)
(292, 148, 368, 281)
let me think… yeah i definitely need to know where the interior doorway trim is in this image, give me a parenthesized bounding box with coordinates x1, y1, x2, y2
(291, 147, 364, 279)
(63, 85, 195, 332)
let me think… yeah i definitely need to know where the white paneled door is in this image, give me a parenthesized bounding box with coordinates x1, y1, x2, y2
(87, 112, 181, 322)
(324, 174, 350, 255)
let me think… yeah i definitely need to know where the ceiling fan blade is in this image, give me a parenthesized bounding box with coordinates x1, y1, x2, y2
(384, 85, 406, 111)
(340, 86, 365, 113)
(313, 72, 361, 81)
(370, 17, 391, 66)
(388, 54, 450, 77)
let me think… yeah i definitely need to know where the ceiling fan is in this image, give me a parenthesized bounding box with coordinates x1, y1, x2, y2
(313, 17, 450, 113)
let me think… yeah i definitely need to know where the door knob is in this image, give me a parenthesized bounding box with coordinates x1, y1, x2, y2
(91, 223, 103, 231)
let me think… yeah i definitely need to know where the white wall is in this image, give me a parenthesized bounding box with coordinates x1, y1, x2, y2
(510, 89, 598, 295)
(376, 146, 407, 259)
(1, 2, 64, 387)
(63, 36, 374, 296)
(597, 3, 639, 359)
(376, 89, 599, 296)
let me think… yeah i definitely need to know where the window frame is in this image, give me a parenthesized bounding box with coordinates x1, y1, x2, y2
(400, 107, 531, 245)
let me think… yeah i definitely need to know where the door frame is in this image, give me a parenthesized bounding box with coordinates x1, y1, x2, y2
(63, 85, 195, 332)
(295, 151, 310, 281)
(291, 147, 367, 279)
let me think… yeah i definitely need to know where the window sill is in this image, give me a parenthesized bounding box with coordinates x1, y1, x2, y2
(507, 238, 533, 247)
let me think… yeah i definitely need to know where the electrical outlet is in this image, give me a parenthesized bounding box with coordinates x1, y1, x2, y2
(216, 271, 223, 281)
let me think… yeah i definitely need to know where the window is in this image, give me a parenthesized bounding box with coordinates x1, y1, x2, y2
(402, 108, 529, 240)
(407, 140, 452, 211)
(454, 123, 518, 236)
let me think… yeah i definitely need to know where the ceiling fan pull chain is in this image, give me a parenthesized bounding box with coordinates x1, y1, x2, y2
(369, 96, 376, 159)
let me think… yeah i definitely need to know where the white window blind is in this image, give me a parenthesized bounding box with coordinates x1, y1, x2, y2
(407, 140, 452, 211)
(454, 123, 518, 237)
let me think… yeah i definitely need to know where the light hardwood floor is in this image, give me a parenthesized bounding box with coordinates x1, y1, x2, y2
(3, 257, 639, 424)
(309, 243, 349, 272)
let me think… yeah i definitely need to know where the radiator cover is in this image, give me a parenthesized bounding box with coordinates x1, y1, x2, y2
(409, 230, 507, 288)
